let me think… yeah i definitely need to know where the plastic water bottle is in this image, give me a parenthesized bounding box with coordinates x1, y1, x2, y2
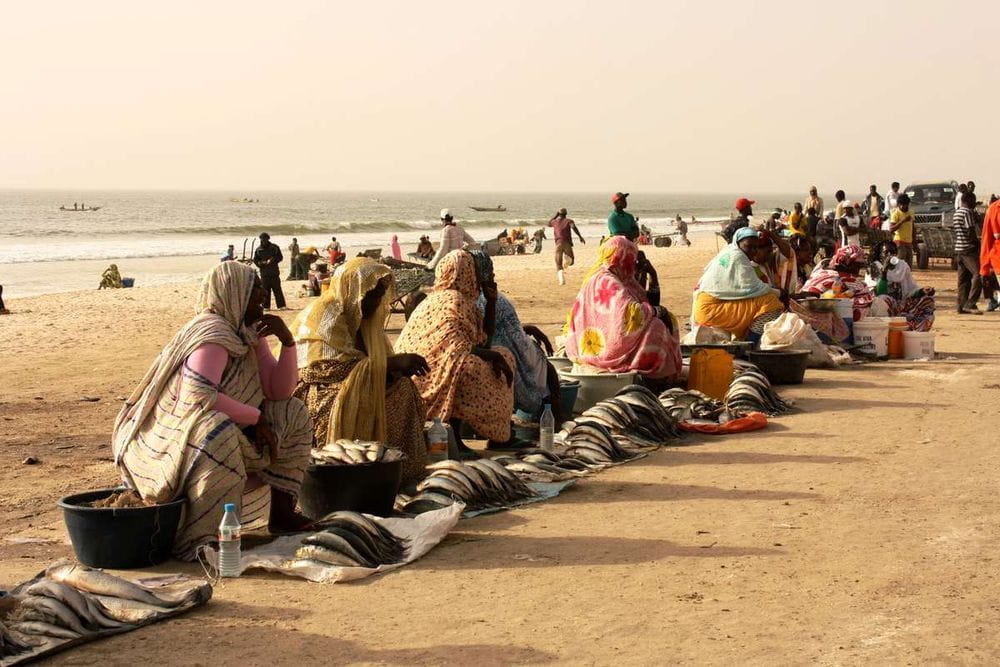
(539, 403, 554, 452)
(218, 503, 242, 578)
(427, 418, 449, 463)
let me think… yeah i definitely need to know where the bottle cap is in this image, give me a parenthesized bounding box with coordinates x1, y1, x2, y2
(224, 503, 236, 512)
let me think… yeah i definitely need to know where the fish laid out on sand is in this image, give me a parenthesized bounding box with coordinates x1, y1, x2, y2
(311, 440, 404, 465)
(289, 511, 410, 570)
(0, 620, 33, 658)
(724, 361, 792, 416)
(400, 459, 537, 514)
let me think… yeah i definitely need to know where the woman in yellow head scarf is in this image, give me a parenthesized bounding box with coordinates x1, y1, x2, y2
(292, 258, 430, 483)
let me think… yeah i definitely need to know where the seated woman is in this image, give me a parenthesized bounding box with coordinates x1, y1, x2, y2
(867, 241, 936, 331)
(98, 264, 123, 289)
(395, 250, 515, 458)
(293, 258, 430, 484)
(693, 228, 785, 340)
(470, 251, 564, 429)
(565, 236, 682, 382)
(112, 262, 313, 560)
(802, 244, 874, 321)
(752, 232, 849, 342)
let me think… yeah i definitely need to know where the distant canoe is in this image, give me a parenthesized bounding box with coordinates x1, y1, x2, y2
(59, 206, 101, 211)
(469, 205, 507, 212)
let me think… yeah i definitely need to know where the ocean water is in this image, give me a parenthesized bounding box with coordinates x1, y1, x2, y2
(0, 190, 799, 296)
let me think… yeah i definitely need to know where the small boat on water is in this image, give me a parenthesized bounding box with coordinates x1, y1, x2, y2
(469, 204, 507, 212)
(59, 206, 102, 211)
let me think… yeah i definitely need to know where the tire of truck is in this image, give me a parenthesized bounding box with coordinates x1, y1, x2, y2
(917, 244, 929, 270)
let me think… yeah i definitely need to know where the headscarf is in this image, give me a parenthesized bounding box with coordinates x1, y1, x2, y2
(394, 250, 485, 420)
(292, 257, 394, 443)
(564, 237, 681, 379)
(390, 235, 402, 260)
(697, 230, 773, 301)
(112, 261, 258, 459)
(832, 244, 865, 271)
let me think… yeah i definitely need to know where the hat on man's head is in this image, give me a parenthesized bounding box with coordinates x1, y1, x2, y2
(259, 232, 270, 240)
(734, 227, 759, 244)
(611, 192, 629, 204)
(735, 197, 756, 211)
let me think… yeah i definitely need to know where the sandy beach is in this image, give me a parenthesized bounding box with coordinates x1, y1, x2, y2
(3, 236, 999, 664)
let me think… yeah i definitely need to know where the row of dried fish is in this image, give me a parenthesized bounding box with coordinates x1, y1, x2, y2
(311, 440, 404, 465)
(562, 419, 645, 465)
(567, 384, 682, 448)
(724, 361, 792, 416)
(5, 562, 210, 647)
(399, 459, 536, 514)
(291, 511, 409, 569)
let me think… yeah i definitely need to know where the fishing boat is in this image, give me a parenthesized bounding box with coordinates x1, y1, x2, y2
(469, 204, 507, 212)
(59, 206, 102, 211)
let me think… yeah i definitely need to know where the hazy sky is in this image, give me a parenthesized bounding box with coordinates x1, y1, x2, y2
(4, 1, 999, 194)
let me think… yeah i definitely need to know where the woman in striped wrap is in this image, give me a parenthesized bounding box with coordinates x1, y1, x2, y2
(112, 261, 314, 560)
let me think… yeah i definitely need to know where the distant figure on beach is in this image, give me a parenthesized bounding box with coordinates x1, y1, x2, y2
(326, 236, 344, 266)
(955, 182, 968, 211)
(290, 245, 317, 280)
(834, 190, 848, 219)
(288, 237, 300, 263)
(888, 194, 915, 266)
(675, 215, 691, 246)
(390, 234, 402, 261)
(98, 264, 123, 289)
(531, 228, 545, 254)
(953, 191, 987, 314)
(861, 185, 885, 229)
(253, 232, 286, 310)
(838, 203, 863, 247)
(721, 197, 754, 243)
(221, 245, 235, 262)
(806, 186, 824, 218)
(805, 207, 821, 242)
(549, 207, 585, 285)
(426, 208, 475, 270)
(73, 202, 78, 210)
(415, 235, 435, 260)
(607, 192, 639, 241)
(886, 182, 901, 215)
(787, 202, 807, 237)
(0, 285, 9, 314)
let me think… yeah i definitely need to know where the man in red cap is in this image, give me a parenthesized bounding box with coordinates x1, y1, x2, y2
(607, 192, 639, 240)
(721, 197, 755, 243)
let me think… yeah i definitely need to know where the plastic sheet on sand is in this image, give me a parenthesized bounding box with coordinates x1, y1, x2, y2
(461, 479, 578, 518)
(211, 503, 464, 583)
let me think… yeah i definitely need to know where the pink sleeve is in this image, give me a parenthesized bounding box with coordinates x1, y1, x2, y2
(255, 338, 298, 400)
(187, 343, 261, 425)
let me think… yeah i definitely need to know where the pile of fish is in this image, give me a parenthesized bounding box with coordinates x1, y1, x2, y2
(561, 420, 645, 464)
(291, 511, 409, 569)
(0, 621, 32, 659)
(658, 387, 725, 423)
(311, 440, 404, 465)
(566, 384, 682, 448)
(4, 561, 210, 647)
(399, 459, 536, 514)
(724, 361, 792, 416)
(491, 448, 593, 482)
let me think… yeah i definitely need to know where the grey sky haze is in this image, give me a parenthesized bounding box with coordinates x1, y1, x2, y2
(4, 0, 999, 193)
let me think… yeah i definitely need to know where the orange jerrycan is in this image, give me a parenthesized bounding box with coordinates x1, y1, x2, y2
(686, 348, 734, 400)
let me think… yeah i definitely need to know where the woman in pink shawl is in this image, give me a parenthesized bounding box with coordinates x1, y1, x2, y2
(565, 236, 681, 381)
(390, 235, 402, 261)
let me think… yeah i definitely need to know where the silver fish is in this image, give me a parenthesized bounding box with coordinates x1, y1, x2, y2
(20, 595, 89, 635)
(12, 620, 80, 640)
(295, 543, 368, 568)
(45, 562, 189, 609)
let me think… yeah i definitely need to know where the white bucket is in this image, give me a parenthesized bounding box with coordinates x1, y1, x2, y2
(832, 298, 854, 319)
(853, 319, 889, 358)
(902, 331, 935, 360)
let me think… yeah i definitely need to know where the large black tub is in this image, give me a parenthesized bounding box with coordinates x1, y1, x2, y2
(298, 459, 402, 520)
(58, 488, 184, 569)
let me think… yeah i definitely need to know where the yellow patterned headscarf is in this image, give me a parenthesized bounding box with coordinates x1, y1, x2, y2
(292, 258, 395, 444)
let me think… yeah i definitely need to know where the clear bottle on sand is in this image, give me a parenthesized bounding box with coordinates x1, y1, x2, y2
(218, 502, 242, 578)
(539, 403, 554, 452)
(427, 417, 449, 462)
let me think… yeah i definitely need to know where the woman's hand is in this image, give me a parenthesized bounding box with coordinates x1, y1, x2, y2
(255, 410, 280, 462)
(387, 353, 430, 378)
(255, 314, 295, 347)
(522, 325, 554, 355)
(473, 348, 512, 386)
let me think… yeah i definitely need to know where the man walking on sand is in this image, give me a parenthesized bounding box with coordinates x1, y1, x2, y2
(721, 197, 754, 243)
(886, 182, 902, 216)
(607, 192, 639, 241)
(675, 215, 691, 246)
(953, 191, 984, 314)
(806, 186, 824, 218)
(888, 194, 915, 266)
(861, 184, 885, 229)
(253, 232, 286, 310)
(549, 208, 586, 285)
(427, 208, 476, 270)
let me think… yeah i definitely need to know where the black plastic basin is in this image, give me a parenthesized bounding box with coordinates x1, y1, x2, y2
(746, 349, 810, 385)
(299, 459, 403, 520)
(58, 488, 184, 569)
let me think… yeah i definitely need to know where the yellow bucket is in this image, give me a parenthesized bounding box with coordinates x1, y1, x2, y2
(686, 348, 733, 400)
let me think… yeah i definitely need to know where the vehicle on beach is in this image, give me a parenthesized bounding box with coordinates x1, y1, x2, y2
(469, 205, 507, 212)
(904, 180, 959, 270)
(59, 205, 102, 211)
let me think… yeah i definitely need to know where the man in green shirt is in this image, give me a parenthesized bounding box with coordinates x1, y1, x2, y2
(607, 192, 639, 241)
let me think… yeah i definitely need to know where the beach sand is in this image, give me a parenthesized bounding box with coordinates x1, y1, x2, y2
(2, 237, 999, 663)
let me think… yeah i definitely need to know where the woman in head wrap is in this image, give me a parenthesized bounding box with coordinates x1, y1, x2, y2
(292, 258, 430, 483)
(469, 250, 564, 427)
(390, 235, 403, 261)
(98, 264, 123, 289)
(395, 250, 515, 457)
(112, 261, 314, 560)
(693, 227, 786, 339)
(565, 236, 682, 381)
(866, 241, 936, 331)
(802, 244, 874, 320)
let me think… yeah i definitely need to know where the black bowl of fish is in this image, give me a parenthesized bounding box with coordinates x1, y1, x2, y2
(746, 349, 810, 385)
(299, 459, 403, 520)
(58, 488, 184, 569)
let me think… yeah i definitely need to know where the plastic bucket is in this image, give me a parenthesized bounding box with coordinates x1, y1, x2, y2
(559, 380, 580, 416)
(902, 331, 935, 360)
(556, 369, 636, 413)
(299, 459, 403, 519)
(58, 488, 184, 569)
(547, 356, 574, 374)
(121, 277, 135, 288)
(885, 317, 908, 358)
(853, 319, 889, 359)
(686, 348, 734, 400)
(745, 349, 810, 385)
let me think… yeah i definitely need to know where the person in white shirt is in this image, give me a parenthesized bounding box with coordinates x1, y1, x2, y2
(427, 208, 476, 270)
(955, 183, 968, 211)
(886, 182, 901, 213)
(838, 203, 863, 247)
